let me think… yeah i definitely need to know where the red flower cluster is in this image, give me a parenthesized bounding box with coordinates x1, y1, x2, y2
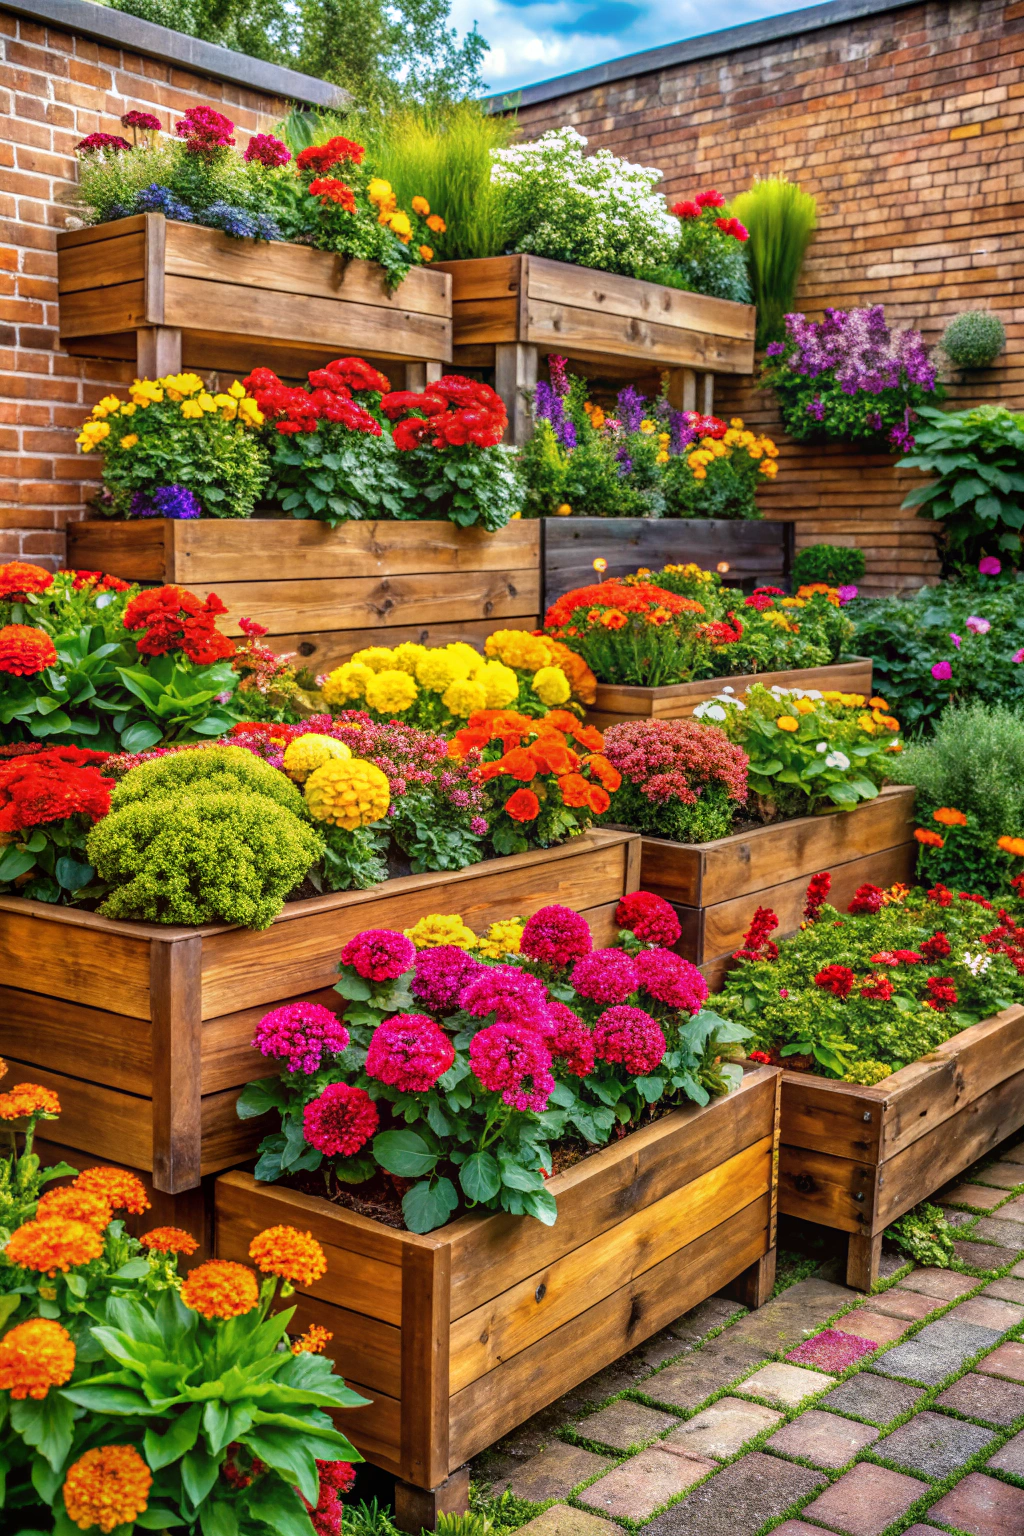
(848, 883, 885, 915)
(615, 890, 682, 947)
(592, 1004, 666, 1074)
(121, 110, 162, 132)
(544, 580, 703, 630)
(0, 745, 111, 834)
(925, 976, 958, 1012)
(340, 927, 416, 981)
(715, 216, 749, 241)
(0, 625, 57, 677)
(365, 1014, 455, 1093)
(122, 585, 235, 665)
(803, 872, 831, 923)
(734, 905, 779, 963)
(302, 1459, 357, 1536)
(521, 903, 594, 967)
(244, 359, 386, 438)
(683, 412, 728, 439)
(982, 912, 1024, 974)
(919, 931, 951, 961)
(295, 137, 365, 175)
(695, 189, 726, 209)
(814, 964, 857, 999)
(0, 562, 53, 600)
(469, 1021, 554, 1112)
(308, 178, 356, 212)
(243, 133, 290, 167)
(175, 105, 234, 152)
(860, 975, 895, 1001)
(70, 570, 131, 593)
(75, 132, 130, 154)
(671, 200, 701, 219)
(869, 949, 921, 966)
(303, 1082, 379, 1157)
(702, 612, 744, 646)
(386, 377, 507, 451)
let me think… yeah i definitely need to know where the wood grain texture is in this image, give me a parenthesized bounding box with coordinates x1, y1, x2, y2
(57, 281, 148, 337)
(2, 1060, 153, 1170)
(198, 1089, 270, 1176)
(286, 1292, 402, 1401)
(777, 1142, 876, 1234)
(589, 657, 874, 725)
(200, 987, 339, 1095)
(0, 986, 153, 1096)
(151, 938, 202, 1194)
(525, 257, 756, 341)
(780, 1074, 885, 1162)
(446, 1195, 770, 1469)
(58, 231, 146, 294)
(67, 519, 171, 582)
(524, 298, 754, 372)
(401, 1242, 451, 1489)
(0, 902, 153, 1018)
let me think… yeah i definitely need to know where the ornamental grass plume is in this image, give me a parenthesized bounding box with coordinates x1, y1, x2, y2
(730, 175, 817, 347)
(63, 1444, 153, 1534)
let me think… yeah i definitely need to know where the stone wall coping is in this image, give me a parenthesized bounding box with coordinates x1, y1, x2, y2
(0, 0, 347, 106)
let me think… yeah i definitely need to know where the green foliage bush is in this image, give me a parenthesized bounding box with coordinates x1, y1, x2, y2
(887, 1201, 957, 1267)
(792, 543, 865, 588)
(641, 205, 752, 305)
(941, 310, 1006, 371)
(730, 175, 817, 347)
(900, 405, 1024, 568)
(108, 743, 306, 816)
(89, 789, 323, 926)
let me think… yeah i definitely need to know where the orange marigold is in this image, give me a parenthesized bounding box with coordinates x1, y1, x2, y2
(291, 1323, 333, 1355)
(140, 1226, 199, 1256)
(180, 1259, 259, 1319)
(63, 1445, 152, 1534)
(249, 1225, 327, 1287)
(0, 1083, 60, 1121)
(587, 784, 611, 815)
(933, 807, 967, 827)
(599, 610, 627, 630)
(915, 828, 945, 848)
(582, 753, 622, 793)
(998, 835, 1024, 857)
(0, 560, 54, 600)
(505, 787, 540, 823)
(36, 1185, 112, 1229)
(568, 723, 604, 753)
(0, 1317, 75, 1399)
(5, 1217, 103, 1276)
(74, 1167, 151, 1215)
(559, 773, 591, 808)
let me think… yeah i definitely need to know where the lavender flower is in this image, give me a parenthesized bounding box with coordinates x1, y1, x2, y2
(780, 306, 937, 395)
(129, 484, 202, 520)
(616, 385, 645, 432)
(134, 183, 193, 221)
(837, 585, 858, 604)
(806, 395, 825, 422)
(548, 354, 569, 397)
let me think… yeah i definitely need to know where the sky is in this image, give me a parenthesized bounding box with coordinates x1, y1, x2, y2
(454, 0, 813, 94)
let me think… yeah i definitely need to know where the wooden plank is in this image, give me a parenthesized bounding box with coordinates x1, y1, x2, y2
(0, 986, 153, 1096)
(2, 1060, 153, 1171)
(287, 1292, 402, 1401)
(447, 1195, 770, 1469)
(445, 1067, 775, 1318)
(185, 568, 541, 637)
(66, 519, 172, 582)
(778, 1142, 876, 1235)
(525, 256, 756, 342)
(58, 280, 148, 338)
(449, 1134, 772, 1392)
(273, 617, 538, 675)
(144, 212, 165, 327)
(523, 298, 754, 373)
(57, 215, 148, 250)
(58, 231, 147, 294)
(0, 904, 152, 1018)
(640, 787, 917, 909)
(151, 938, 202, 1194)
(331, 1379, 402, 1477)
(200, 987, 338, 1095)
(215, 1172, 407, 1318)
(198, 1088, 268, 1175)
(162, 276, 451, 364)
(780, 1072, 885, 1163)
(199, 833, 635, 1019)
(401, 1242, 450, 1489)
(164, 222, 451, 317)
(434, 256, 523, 304)
(449, 297, 520, 346)
(590, 657, 874, 723)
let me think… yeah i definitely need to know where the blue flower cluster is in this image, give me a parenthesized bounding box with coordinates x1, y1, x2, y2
(129, 484, 202, 520)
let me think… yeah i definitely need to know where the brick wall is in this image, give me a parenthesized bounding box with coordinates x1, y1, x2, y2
(0, 6, 303, 567)
(516, 0, 1024, 591)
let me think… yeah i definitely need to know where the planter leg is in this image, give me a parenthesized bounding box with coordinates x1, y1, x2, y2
(136, 326, 182, 379)
(700, 372, 715, 414)
(404, 362, 443, 391)
(846, 1232, 883, 1292)
(394, 1466, 470, 1532)
(722, 1247, 777, 1310)
(666, 367, 697, 412)
(494, 342, 537, 445)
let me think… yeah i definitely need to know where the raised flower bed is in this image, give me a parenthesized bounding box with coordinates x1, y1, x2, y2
(588, 657, 874, 730)
(215, 1065, 778, 1525)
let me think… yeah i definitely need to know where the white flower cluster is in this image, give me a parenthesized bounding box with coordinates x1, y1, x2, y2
(490, 127, 678, 278)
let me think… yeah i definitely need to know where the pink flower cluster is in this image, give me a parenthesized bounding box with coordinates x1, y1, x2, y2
(459, 965, 550, 1025)
(340, 928, 416, 982)
(571, 948, 638, 1005)
(253, 1001, 350, 1075)
(521, 904, 593, 968)
(469, 1022, 554, 1112)
(366, 1014, 455, 1093)
(603, 719, 748, 808)
(541, 1001, 595, 1076)
(411, 945, 485, 1013)
(303, 1082, 378, 1156)
(615, 891, 682, 947)
(176, 105, 235, 153)
(634, 949, 707, 1014)
(592, 1006, 666, 1074)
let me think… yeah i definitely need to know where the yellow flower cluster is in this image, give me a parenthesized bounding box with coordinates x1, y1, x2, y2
(660, 563, 715, 586)
(282, 733, 351, 784)
(367, 180, 444, 262)
(322, 637, 573, 721)
(76, 373, 262, 452)
(404, 912, 524, 955)
(304, 756, 390, 829)
(686, 419, 779, 482)
(778, 690, 901, 737)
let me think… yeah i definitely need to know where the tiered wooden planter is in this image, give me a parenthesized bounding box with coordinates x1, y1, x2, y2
(587, 655, 874, 730)
(0, 829, 638, 1212)
(542, 516, 795, 612)
(215, 1062, 780, 1528)
(66, 517, 540, 674)
(779, 1006, 1024, 1291)
(56, 214, 452, 383)
(433, 255, 756, 442)
(639, 785, 917, 981)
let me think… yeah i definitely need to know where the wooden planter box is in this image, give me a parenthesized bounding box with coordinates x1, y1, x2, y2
(66, 517, 541, 673)
(779, 1006, 1024, 1291)
(588, 656, 874, 730)
(433, 256, 755, 442)
(0, 830, 638, 1198)
(57, 214, 452, 383)
(215, 1062, 779, 1527)
(542, 516, 795, 613)
(641, 786, 917, 978)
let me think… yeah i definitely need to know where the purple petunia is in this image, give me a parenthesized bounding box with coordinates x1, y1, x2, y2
(931, 660, 953, 681)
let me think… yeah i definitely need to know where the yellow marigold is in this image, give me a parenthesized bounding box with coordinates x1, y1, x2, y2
(998, 836, 1024, 857)
(656, 450, 669, 463)
(292, 1323, 333, 1355)
(36, 1185, 112, 1229)
(367, 177, 392, 205)
(366, 668, 419, 715)
(443, 677, 488, 719)
(639, 419, 656, 434)
(0, 1084, 60, 1121)
(249, 1225, 327, 1287)
(857, 713, 877, 733)
(119, 433, 138, 449)
(387, 642, 427, 675)
(532, 666, 571, 707)
(476, 918, 525, 959)
(74, 1167, 150, 1215)
(485, 630, 552, 672)
(869, 696, 889, 710)
(117, 402, 136, 416)
(5, 1218, 103, 1276)
(304, 757, 390, 830)
(933, 807, 967, 827)
(405, 913, 478, 950)
(161, 372, 203, 397)
(821, 690, 842, 702)
(776, 716, 799, 732)
(0, 1317, 75, 1399)
(322, 661, 373, 706)
(351, 646, 399, 674)
(478, 660, 520, 710)
(791, 697, 816, 715)
(237, 397, 263, 427)
(140, 1226, 199, 1256)
(415, 649, 469, 694)
(448, 642, 485, 675)
(92, 394, 122, 418)
(180, 1259, 259, 1319)
(411, 195, 430, 215)
(389, 210, 412, 241)
(64, 1445, 152, 1533)
(180, 399, 204, 420)
(759, 460, 779, 477)
(282, 734, 352, 784)
(214, 392, 238, 420)
(554, 502, 572, 516)
(131, 379, 164, 405)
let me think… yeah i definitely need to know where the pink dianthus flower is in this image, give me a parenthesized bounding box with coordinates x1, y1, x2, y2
(542, 1001, 595, 1076)
(365, 1014, 455, 1093)
(303, 1083, 378, 1157)
(459, 965, 550, 1026)
(614, 891, 682, 947)
(411, 946, 485, 1014)
(340, 928, 416, 982)
(252, 1002, 349, 1075)
(634, 949, 707, 1014)
(592, 1006, 666, 1075)
(570, 948, 638, 1005)
(469, 1023, 554, 1111)
(521, 904, 594, 968)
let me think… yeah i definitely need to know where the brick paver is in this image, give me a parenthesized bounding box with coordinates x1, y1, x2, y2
(954, 1294, 1024, 1330)
(874, 1316, 1002, 1385)
(972, 1162, 1024, 1189)
(867, 1289, 937, 1322)
(988, 1426, 1024, 1476)
(926, 1471, 1024, 1535)
(976, 1339, 1024, 1381)
(874, 1409, 996, 1476)
(734, 1361, 836, 1408)
(935, 1370, 1024, 1424)
(943, 1182, 1007, 1209)
(643, 1452, 825, 1535)
(574, 1401, 679, 1450)
(897, 1267, 977, 1300)
(577, 1447, 716, 1520)
(953, 1239, 1022, 1269)
(501, 1442, 616, 1502)
(764, 1408, 879, 1468)
(800, 1462, 927, 1535)
(516, 1505, 618, 1536)
(661, 1396, 781, 1460)
(832, 1308, 906, 1345)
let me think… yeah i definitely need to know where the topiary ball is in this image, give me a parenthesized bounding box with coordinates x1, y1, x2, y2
(109, 744, 306, 818)
(87, 789, 324, 928)
(941, 311, 1006, 371)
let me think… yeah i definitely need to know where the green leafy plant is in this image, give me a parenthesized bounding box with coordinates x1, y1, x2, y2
(641, 190, 751, 304)
(941, 310, 1006, 371)
(792, 544, 865, 589)
(886, 1201, 957, 1267)
(730, 176, 817, 347)
(899, 404, 1024, 567)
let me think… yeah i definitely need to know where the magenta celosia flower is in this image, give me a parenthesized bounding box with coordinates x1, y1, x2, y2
(469, 1022, 554, 1111)
(459, 965, 550, 1026)
(252, 1001, 349, 1075)
(634, 949, 708, 1014)
(542, 1001, 595, 1076)
(837, 585, 858, 604)
(592, 1005, 666, 1074)
(1015, 650, 1024, 665)
(521, 904, 593, 967)
(814, 964, 857, 999)
(244, 132, 291, 167)
(950, 633, 962, 649)
(411, 945, 485, 1013)
(931, 660, 953, 681)
(175, 105, 235, 152)
(615, 891, 682, 947)
(570, 948, 639, 1005)
(979, 556, 1001, 576)
(602, 718, 748, 807)
(365, 1014, 455, 1093)
(340, 928, 416, 982)
(303, 1082, 379, 1157)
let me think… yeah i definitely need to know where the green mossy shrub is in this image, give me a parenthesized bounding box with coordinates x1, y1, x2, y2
(941, 310, 1006, 371)
(792, 543, 866, 588)
(109, 744, 306, 818)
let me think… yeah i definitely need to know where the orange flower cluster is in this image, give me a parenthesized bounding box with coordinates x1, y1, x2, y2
(140, 1226, 200, 1256)
(933, 807, 967, 827)
(36, 1185, 113, 1229)
(292, 1323, 334, 1355)
(915, 828, 944, 848)
(449, 709, 620, 826)
(180, 1258, 259, 1319)
(63, 1444, 152, 1533)
(0, 624, 58, 677)
(74, 1166, 151, 1215)
(249, 1224, 327, 1287)
(0, 1083, 60, 1121)
(0, 1317, 75, 1399)
(5, 1216, 103, 1276)
(544, 580, 703, 631)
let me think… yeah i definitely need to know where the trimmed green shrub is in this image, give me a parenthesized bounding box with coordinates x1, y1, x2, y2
(941, 310, 1006, 371)
(89, 790, 323, 927)
(109, 743, 306, 817)
(792, 543, 866, 589)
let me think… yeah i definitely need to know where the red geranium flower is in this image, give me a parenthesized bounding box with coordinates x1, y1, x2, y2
(505, 787, 540, 822)
(670, 200, 701, 219)
(814, 964, 856, 999)
(296, 137, 365, 174)
(0, 562, 54, 600)
(123, 585, 234, 665)
(0, 748, 111, 834)
(695, 189, 726, 208)
(308, 178, 356, 213)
